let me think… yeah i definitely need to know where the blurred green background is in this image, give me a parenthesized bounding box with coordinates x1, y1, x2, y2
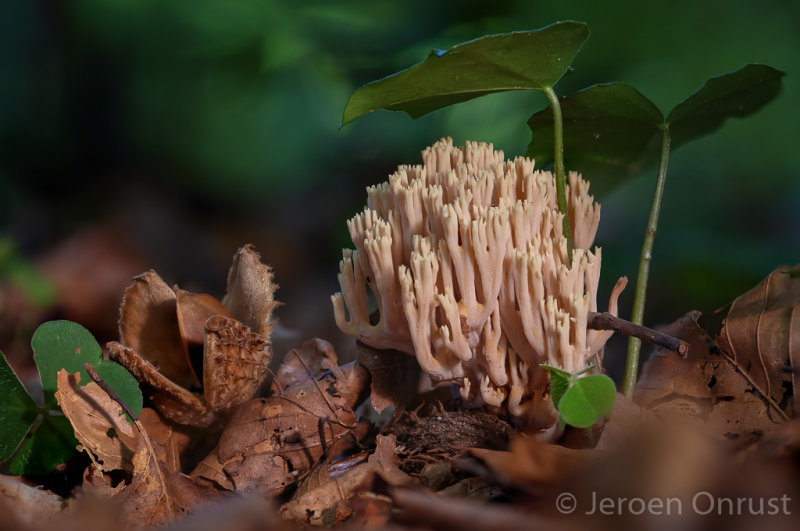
(1, 0, 798, 379)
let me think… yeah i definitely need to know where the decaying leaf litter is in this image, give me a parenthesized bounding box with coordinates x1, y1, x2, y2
(3, 141, 800, 530)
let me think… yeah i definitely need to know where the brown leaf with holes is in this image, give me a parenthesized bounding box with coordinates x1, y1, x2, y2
(717, 266, 799, 415)
(119, 270, 198, 388)
(108, 342, 216, 429)
(222, 244, 279, 338)
(635, 311, 786, 441)
(356, 341, 421, 414)
(54, 369, 139, 472)
(280, 434, 409, 525)
(202, 315, 272, 411)
(175, 287, 233, 355)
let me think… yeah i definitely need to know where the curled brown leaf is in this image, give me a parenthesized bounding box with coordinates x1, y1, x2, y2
(108, 342, 216, 429)
(118, 270, 198, 388)
(222, 244, 279, 338)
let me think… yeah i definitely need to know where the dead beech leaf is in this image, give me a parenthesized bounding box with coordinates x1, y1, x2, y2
(116, 435, 221, 526)
(0, 475, 64, 527)
(199, 360, 367, 496)
(717, 266, 799, 414)
(138, 408, 192, 475)
(636, 311, 786, 440)
(203, 315, 272, 411)
(119, 270, 198, 388)
(272, 338, 339, 392)
(54, 369, 138, 472)
(108, 342, 216, 428)
(468, 436, 589, 487)
(175, 287, 233, 355)
(356, 341, 421, 414)
(222, 244, 279, 338)
(280, 434, 409, 525)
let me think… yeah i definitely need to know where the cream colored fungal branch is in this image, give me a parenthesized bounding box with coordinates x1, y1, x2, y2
(332, 138, 626, 430)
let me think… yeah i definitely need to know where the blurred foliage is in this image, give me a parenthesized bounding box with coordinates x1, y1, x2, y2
(0, 0, 798, 362)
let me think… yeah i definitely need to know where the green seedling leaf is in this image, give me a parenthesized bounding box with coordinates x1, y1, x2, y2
(341, 21, 589, 126)
(526, 64, 783, 195)
(527, 83, 664, 194)
(0, 353, 39, 461)
(557, 374, 616, 428)
(540, 364, 571, 409)
(32, 321, 142, 416)
(667, 64, 784, 150)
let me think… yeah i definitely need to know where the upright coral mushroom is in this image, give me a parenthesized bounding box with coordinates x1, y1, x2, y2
(332, 138, 626, 430)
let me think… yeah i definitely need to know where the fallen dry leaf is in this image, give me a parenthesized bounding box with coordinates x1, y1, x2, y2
(54, 369, 139, 472)
(195, 358, 368, 496)
(108, 342, 216, 429)
(0, 475, 64, 528)
(118, 270, 198, 389)
(203, 315, 272, 411)
(115, 435, 222, 526)
(280, 434, 410, 525)
(468, 436, 590, 487)
(271, 338, 339, 392)
(717, 266, 799, 414)
(356, 341, 421, 414)
(138, 408, 192, 475)
(222, 244, 279, 338)
(635, 311, 786, 441)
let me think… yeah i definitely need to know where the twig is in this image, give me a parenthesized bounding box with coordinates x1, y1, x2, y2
(84, 363, 139, 421)
(588, 311, 689, 357)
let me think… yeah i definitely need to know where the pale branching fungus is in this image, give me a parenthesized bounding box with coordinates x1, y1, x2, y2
(332, 138, 627, 429)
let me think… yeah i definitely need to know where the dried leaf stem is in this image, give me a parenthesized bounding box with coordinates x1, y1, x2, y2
(544, 85, 573, 259)
(588, 312, 688, 356)
(622, 127, 671, 398)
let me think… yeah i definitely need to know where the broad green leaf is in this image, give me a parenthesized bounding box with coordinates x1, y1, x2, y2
(33, 321, 103, 404)
(0, 353, 39, 461)
(557, 374, 616, 428)
(527, 83, 664, 194)
(540, 364, 571, 409)
(341, 22, 589, 126)
(526, 65, 783, 195)
(9, 414, 78, 476)
(667, 64, 784, 150)
(32, 321, 142, 416)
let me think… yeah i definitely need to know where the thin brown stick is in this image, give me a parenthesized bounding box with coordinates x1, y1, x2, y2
(84, 362, 139, 421)
(588, 312, 689, 357)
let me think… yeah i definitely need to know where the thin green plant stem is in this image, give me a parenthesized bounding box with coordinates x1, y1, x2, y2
(544, 86, 573, 258)
(622, 126, 671, 398)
